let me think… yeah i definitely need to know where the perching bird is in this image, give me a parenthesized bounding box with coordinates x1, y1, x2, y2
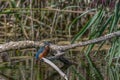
(35, 42, 75, 65)
(35, 42, 50, 60)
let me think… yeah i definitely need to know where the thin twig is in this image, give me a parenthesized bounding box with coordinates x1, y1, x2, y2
(42, 7, 95, 14)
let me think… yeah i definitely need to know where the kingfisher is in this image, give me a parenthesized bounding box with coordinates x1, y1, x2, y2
(35, 42, 74, 65)
(35, 42, 50, 60)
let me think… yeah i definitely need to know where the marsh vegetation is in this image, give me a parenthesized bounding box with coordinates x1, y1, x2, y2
(0, 0, 120, 80)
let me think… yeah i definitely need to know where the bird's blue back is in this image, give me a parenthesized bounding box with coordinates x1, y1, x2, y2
(35, 46, 45, 59)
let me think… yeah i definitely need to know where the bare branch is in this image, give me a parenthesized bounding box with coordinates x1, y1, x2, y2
(42, 58, 68, 80)
(0, 31, 120, 53)
(0, 41, 43, 53)
(53, 31, 120, 51)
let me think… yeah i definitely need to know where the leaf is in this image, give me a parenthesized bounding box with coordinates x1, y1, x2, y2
(71, 9, 102, 43)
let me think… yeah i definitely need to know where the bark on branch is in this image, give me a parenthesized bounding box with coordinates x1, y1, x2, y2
(56, 31, 120, 51)
(0, 41, 43, 53)
(0, 31, 120, 53)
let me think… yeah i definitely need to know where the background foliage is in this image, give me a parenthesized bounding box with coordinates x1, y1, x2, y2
(0, 0, 120, 80)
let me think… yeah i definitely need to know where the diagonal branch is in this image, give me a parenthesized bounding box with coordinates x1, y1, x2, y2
(42, 58, 68, 80)
(52, 31, 120, 51)
(0, 31, 120, 53)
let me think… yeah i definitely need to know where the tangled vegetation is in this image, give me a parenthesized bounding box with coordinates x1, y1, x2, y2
(0, 0, 120, 80)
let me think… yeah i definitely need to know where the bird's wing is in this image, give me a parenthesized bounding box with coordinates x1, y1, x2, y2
(35, 46, 45, 59)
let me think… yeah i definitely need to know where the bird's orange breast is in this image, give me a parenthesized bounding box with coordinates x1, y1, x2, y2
(39, 46, 49, 59)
